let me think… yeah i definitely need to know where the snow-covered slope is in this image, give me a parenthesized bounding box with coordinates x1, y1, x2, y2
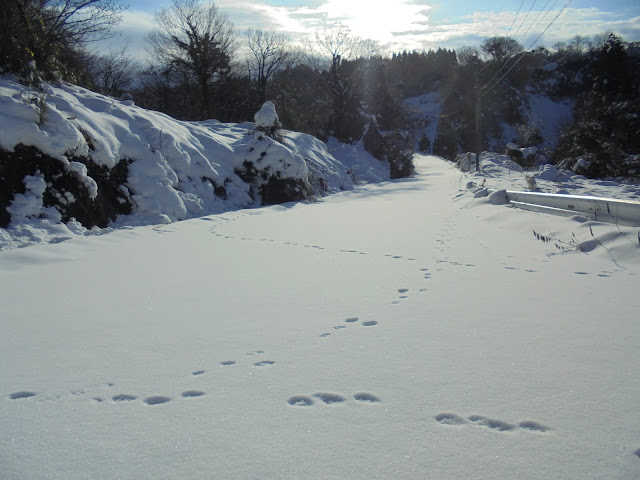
(0, 77, 389, 249)
(1, 155, 639, 479)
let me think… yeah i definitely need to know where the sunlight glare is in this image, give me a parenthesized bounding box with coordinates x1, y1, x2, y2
(319, 0, 431, 43)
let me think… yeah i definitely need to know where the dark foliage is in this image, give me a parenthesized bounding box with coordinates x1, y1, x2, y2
(553, 34, 640, 178)
(0, 145, 132, 228)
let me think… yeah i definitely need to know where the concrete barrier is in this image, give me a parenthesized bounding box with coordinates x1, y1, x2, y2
(504, 191, 640, 226)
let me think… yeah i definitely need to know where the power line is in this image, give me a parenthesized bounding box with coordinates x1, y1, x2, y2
(511, 0, 538, 40)
(481, 0, 573, 96)
(515, 0, 555, 47)
(506, 0, 527, 38)
(480, 1, 557, 81)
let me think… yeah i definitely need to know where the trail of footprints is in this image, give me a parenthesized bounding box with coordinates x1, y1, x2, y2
(7, 350, 276, 407)
(288, 392, 381, 407)
(435, 412, 550, 434)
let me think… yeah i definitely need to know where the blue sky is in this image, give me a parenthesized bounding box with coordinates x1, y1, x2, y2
(109, 0, 640, 60)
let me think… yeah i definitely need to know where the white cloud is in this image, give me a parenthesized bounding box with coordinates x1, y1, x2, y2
(96, 2, 640, 62)
(93, 10, 156, 62)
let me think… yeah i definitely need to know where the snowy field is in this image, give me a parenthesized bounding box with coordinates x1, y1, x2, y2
(2, 155, 639, 479)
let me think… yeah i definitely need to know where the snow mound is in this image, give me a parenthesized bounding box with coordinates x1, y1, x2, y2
(0, 77, 384, 250)
(254, 101, 279, 128)
(462, 152, 640, 201)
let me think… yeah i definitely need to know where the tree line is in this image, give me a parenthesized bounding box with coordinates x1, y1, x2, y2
(2, 0, 639, 179)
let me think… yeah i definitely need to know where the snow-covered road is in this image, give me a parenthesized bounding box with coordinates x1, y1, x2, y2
(2, 155, 639, 479)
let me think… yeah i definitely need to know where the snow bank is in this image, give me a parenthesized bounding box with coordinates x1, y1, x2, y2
(461, 152, 640, 202)
(0, 78, 380, 249)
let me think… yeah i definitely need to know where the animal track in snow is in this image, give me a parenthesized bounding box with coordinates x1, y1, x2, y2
(288, 392, 381, 407)
(220, 361, 236, 366)
(253, 360, 276, 367)
(8, 391, 37, 400)
(633, 448, 640, 459)
(313, 392, 346, 404)
(345, 317, 359, 323)
(112, 394, 137, 402)
(468, 415, 516, 431)
(181, 390, 206, 398)
(519, 421, 551, 432)
(192, 370, 206, 375)
(353, 392, 380, 403)
(362, 320, 378, 327)
(435, 413, 550, 433)
(288, 395, 314, 406)
(143, 395, 171, 405)
(434, 413, 467, 425)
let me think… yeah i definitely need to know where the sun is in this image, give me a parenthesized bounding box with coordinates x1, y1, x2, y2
(319, 0, 432, 43)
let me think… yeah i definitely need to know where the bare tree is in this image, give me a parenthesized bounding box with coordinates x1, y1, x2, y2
(307, 24, 378, 138)
(569, 34, 592, 54)
(1, 0, 126, 80)
(480, 36, 523, 63)
(457, 45, 481, 66)
(244, 28, 296, 105)
(91, 49, 138, 97)
(147, 0, 234, 119)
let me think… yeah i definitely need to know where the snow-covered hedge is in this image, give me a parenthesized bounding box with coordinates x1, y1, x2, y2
(0, 78, 369, 241)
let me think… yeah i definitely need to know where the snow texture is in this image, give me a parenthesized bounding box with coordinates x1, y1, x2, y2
(1, 156, 639, 480)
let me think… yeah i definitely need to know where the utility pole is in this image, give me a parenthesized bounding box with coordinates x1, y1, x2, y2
(474, 62, 482, 172)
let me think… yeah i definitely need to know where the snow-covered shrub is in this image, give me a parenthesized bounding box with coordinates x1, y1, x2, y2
(254, 101, 283, 143)
(0, 144, 132, 229)
(362, 122, 414, 179)
(505, 143, 538, 169)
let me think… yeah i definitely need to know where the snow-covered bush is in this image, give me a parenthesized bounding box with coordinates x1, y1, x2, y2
(254, 101, 283, 143)
(505, 143, 539, 169)
(0, 144, 132, 229)
(362, 122, 414, 179)
(0, 77, 365, 235)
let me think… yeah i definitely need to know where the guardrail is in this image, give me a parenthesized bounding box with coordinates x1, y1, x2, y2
(503, 191, 640, 227)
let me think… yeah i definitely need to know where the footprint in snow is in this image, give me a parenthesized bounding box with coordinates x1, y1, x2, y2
(220, 361, 236, 366)
(288, 392, 381, 407)
(353, 392, 380, 403)
(144, 396, 171, 406)
(468, 415, 516, 431)
(112, 394, 137, 402)
(288, 395, 314, 406)
(8, 391, 37, 400)
(181, 390, 206, 398)
(314, 392, 346, 404)
(435, 413, 467, 425)
(345, 317, 359, 323)
(519, 421, 550, 432)
(362, 321, 378, 327)
(192, 370, 206, 375)
(435, 413, 550, 433)
(633, 449, 640, 459)
(253, 360, 276, 367)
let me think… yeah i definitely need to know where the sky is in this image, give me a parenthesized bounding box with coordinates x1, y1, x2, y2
(105, 0, 640, 61)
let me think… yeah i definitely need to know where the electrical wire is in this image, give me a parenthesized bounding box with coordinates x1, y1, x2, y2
(481, 0, 573, 97)
(511, 0, 538, 41)
(506, 0, 527, 38)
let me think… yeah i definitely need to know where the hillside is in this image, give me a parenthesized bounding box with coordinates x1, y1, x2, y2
(0, 76, 389, 249)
